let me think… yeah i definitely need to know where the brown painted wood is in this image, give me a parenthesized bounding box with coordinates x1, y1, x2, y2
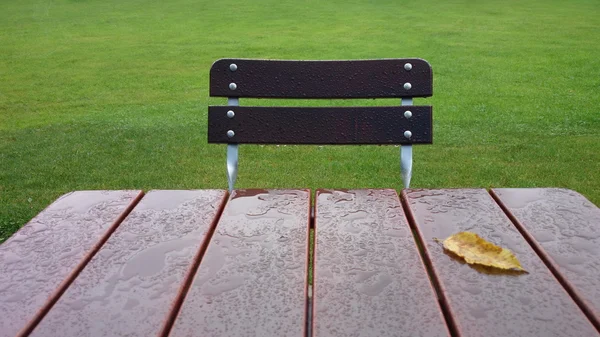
(210, 58, 433, 98)
(208, 106, 433, 145)
(30, 190, 227, 337)
(0, 190, 143, 337)
(402, 189, 599, 337)
(169, 189, 310, 337)
(313, 189, 450, 337)
(491, 188, 600, 331)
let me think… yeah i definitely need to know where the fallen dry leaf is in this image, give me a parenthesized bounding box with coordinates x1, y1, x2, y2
(443, 231, 526, 272)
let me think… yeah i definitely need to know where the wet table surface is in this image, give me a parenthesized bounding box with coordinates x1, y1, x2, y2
(1, 188, 599, 337)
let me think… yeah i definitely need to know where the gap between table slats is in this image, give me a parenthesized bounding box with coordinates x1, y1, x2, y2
(399, 192, 459, 337)
(0, 190, 144, 337)
(401, 188, 599, 337)
(29, 190, 227, 337)
(313, 189, 450, 337)
(490, 188, 600, 333)
(168, 189, 310, 337)
(157, 190, 229, 337)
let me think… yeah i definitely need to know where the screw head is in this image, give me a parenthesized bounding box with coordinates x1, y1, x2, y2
(404, 63, 412, 71)
(227, 130, 235, 138)
(403, 82, 412, 90)
(229, 63, 237, 71)
(227, 110, 235, 118)
(404, 110, 412, 119)
(404, 130, 412, 139)
(229, 83, 237, 90)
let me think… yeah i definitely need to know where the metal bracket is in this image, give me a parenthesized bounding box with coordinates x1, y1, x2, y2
(227, 97, 239, 192)
(400, 97, 413, 188)
(227, 144, 238, 192)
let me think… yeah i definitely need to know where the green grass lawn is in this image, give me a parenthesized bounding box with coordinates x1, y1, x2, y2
(1, 0, 599, 242)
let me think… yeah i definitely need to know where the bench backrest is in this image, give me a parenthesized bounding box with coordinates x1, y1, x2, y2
(207, 58, 433, 191)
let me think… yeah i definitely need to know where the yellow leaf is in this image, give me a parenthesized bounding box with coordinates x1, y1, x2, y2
(443, 231, 526, 272)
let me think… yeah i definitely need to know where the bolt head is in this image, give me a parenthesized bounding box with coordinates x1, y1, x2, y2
(227, 110, 235, 118)
(227, 130, 235, 138)
(403, 82, 412, 90)
(404, 130, 412, 139)
(229, 83, 237, 90)
(404, 63, 412, 71)
(404, 110, 412, 119)
(229, 63, 237, 71)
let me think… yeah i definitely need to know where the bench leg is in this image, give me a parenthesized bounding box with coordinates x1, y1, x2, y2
(400, 97, 413, 189)
(227, 144, 238, 192)
(226, 97, 239, 193)
(400, 145, 412, 188)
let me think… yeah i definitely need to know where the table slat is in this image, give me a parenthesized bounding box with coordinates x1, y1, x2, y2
(170, 189, 310, 337)
(491, 188, 600, 330)
(30, 190, 227, 337)
(0, 190, 142, 337)
(402, 189, 598, 337)
(314, 189, 450, 337)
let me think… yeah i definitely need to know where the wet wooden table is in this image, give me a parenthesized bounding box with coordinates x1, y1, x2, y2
(1, 188, 599, 337)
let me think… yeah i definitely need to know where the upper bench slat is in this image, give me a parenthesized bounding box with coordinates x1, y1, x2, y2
(210, 59, 433, 98)
(491, 188, 600, 330)
(0, 190, 142, 337)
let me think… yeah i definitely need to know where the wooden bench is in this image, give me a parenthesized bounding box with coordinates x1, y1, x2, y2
(207, 58, 434, 191)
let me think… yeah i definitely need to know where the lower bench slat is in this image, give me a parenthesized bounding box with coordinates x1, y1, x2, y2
(0, 190, 143, 337)
(30, 190, 227, 337)
(169, 189, 310, 337)
(491, 188, 600, 330)
(314, 189, 450, 337)
(402, 189, 598, 337)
